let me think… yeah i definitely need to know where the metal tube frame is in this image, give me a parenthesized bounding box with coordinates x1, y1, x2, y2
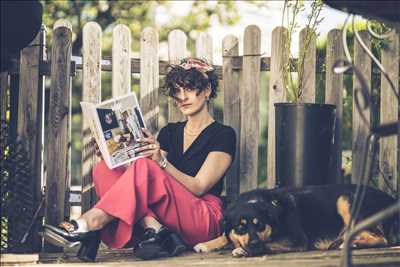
(341, 125, 400, 267)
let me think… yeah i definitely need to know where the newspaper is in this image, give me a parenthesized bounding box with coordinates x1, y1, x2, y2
(80, 92, 147, 169)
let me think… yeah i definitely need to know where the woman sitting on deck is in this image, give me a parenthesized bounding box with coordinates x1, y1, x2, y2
(42, 57, 236, 262)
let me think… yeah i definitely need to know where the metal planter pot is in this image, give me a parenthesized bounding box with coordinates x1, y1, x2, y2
(275, 103, 336, 187)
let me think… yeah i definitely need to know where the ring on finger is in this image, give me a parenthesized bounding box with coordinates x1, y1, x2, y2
(149, 143, 157, 149)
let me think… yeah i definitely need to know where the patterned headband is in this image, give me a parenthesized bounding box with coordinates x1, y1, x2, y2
(176, 58, 214, 73)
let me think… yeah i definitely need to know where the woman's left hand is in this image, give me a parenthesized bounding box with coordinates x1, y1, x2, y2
(134, 128, 163, 162)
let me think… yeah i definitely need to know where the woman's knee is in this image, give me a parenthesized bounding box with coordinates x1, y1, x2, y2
(92, 160, 107, 183)
(131, 158, 165, 178)
(93, 160, 126, 180)
(92, 160, 126, 196)
(134, 157, 156, 167)
(128, 158, 173, 198)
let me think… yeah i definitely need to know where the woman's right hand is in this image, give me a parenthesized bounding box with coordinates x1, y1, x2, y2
(134, 128, 163, 163)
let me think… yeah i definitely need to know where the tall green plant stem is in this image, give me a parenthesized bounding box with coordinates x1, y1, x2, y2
(282, 0, 324, 102)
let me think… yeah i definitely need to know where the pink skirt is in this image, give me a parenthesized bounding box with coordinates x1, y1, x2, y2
(92, 158, 223, 249)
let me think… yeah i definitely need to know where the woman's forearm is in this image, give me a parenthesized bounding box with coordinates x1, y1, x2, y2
(164, 162, 204, 196)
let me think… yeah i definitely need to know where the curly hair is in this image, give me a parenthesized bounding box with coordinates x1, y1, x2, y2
(163, 58, 218, 99)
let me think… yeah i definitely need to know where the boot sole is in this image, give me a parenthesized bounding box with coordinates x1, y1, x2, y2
(169, 243, 187, 256)
(167, 233, 187, 256)
(134, 244, 169, 260)
(39, 229, 81, 249)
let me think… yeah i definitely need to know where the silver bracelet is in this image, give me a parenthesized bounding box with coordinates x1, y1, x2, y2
(157, 156, 168, 169)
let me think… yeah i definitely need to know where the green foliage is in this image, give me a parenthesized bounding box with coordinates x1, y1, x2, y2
(282, 0, 324, 102)
(344, 19, 391, 58)
(41, 1, 240, 55)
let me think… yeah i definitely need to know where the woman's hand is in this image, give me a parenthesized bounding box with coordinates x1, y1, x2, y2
(134, 128, 163, 162)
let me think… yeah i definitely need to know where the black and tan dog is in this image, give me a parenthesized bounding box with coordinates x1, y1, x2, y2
(194, 184, 399, 257)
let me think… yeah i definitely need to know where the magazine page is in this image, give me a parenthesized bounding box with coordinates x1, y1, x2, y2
(95, 92, 147, 169)
(80, 102, 112, 167)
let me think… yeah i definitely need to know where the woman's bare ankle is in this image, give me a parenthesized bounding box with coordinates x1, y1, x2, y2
(140, 216, 162, 232)
(80, 208, 113, 231)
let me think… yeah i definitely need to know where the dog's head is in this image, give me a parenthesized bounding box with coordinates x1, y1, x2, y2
(221, 196, 282, 256)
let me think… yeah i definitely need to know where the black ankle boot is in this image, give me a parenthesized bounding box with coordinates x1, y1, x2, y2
(134, 228, 169, 260)
(162, 230, 187, 257)
(43, 221, 94, 244)
(77, 230, 101, 262)
(134, 226, 187, 260)
(42, 221, 101, 262)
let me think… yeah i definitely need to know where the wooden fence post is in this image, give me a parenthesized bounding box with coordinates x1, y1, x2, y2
(14, 25, 46, 252)
(352, 30, 371, 184)
(0, 72, 7, 121)
(222, 35, 240, 200)
(298, 27, 316, 103)
(45, 19, 72, 251)
(140, 27, 159, 133)
(379, 31, 399, 197)
(267, 27, 289, 188)
(240, 25, 261, 192)
(81, 22, 102, 213)
(168, 30, 187, 122)
(325, 29, 344, 184)
(196, 32, 214, 116)
(112, 24, 131, 97)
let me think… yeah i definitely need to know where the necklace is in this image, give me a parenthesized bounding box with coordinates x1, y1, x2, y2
(184, 120, 214, 136)
(184, 126, 203, 136)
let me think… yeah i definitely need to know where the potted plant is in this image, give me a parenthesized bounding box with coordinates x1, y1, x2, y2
(275, 0, 336, 187)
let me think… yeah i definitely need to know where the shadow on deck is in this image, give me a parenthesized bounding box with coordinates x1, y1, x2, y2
(2, 246, 400, 267)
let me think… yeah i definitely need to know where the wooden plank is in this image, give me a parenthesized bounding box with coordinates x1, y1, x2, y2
(140, 27, 159, 133)
(16, 28, 46, 252)
(36, 55, 380, 78)
(0, 253, 39, 264)
(352, 30, 371, 184)
(0, 72, 8, 121)
(112, 24, 131, 97)
(167, 30, 187, 122)
(39, 55, 363, 79)
(81, 22, 102, 213)
(39, 60, 76, 77)
(38, 247, 400, 266)
(267, 27, 289, 188)
(325, 29, 344, 184)
(240, 25, 261, 192)
(196, 32, 214, 116)
(222, 35, 240, 201)
(8, 74, 19, 139)
(379, 31, 399, 197)
(45, 19, 73, 252)
(298, 27, 316, 103)
(196, 32, 213, 62)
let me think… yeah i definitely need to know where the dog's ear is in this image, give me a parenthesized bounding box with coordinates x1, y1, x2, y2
(220, 218, 232, 236)
(269, 199, 284, 221)
(257, 198, 284, 223)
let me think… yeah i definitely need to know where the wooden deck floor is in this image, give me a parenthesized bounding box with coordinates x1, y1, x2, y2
(2, 246, 399, 267)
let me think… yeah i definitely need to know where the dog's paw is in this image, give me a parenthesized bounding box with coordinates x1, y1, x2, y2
(193, 243, 210, 253)
(232, 247, 248, 257)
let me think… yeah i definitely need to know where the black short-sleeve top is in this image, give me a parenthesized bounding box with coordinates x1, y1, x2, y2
(157, 121, 236, 196)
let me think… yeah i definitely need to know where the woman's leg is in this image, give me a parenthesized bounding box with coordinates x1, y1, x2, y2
(93, 158, 223, 249)
(64, 160, 126, 232)
(92, 160, 126, 197)
(80, 208, 114, 231)
(140, 216, 162, 231)
(75, 160, 160, 234)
